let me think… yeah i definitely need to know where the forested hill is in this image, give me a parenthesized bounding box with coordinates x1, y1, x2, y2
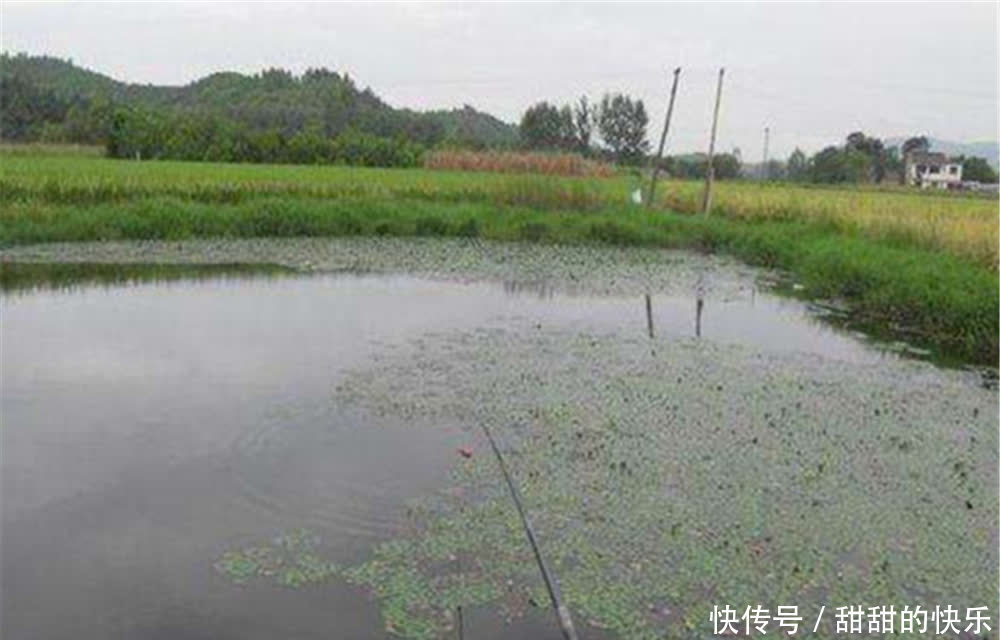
(0, 53, 519, 148)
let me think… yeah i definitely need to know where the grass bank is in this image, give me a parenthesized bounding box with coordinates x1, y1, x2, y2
(2, 194, 995, 363)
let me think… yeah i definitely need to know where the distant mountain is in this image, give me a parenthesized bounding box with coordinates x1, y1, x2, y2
(0, 52, 519, 148)
(885, 136, 998, 168)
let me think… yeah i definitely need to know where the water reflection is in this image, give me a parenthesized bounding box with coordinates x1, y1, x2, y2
(0, 261, 295, 295)
(1, 264, 929, 366)
(503, 279, 556, 299)
(696, 296, 704, 338)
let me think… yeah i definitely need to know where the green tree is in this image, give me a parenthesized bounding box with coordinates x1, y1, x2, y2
(809, 146, 871, 183)
(106, 106, 169, 159)
(657, 152, 740, 179)
(573, 96, 594, 155)
(845, 131, 886, 182)
(0, 72, 71, 140)
(786, 148, 809, 181)
(557, 105, 576, 150)
(902, 135, 930, 157)
(713, 153, 742, 179)
(597, 92, 649, 165)
(519, 101, 574, 150)
(883, 146, 904, 181)
(959, 156, 998, 183)
(286, 124, 328, 164)
(809, 147, 843, 183)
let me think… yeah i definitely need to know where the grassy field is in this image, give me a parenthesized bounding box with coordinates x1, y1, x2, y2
(1, 151, 997, 363)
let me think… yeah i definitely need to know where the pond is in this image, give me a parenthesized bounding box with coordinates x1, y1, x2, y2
(2, 242, 995, 640)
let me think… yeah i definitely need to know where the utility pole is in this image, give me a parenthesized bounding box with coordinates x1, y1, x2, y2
(646, 67, 681, 208)
(761, 126, 770, 181)
(701, 67, 725, 216)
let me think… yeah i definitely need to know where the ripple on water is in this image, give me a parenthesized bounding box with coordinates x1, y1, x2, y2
(228, 406, 461, 547)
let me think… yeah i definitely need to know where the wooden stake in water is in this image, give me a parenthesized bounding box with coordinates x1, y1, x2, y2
(645, 293, 655, 338)
(702, 67, 725, 216)
(481, 424, 579, 640)
(646, 67, 681, 208)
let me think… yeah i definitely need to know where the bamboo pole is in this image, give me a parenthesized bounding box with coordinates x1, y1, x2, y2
(646, 67, 681, 207)
(481, 423, 579, 640)
(702, 67, 725, 216)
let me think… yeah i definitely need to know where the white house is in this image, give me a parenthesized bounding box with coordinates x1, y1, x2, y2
(904, 151, 962, 190)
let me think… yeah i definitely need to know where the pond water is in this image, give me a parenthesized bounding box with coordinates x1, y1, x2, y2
(0, 265, 962, 639)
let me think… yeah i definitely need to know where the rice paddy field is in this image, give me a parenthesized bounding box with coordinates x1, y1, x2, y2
(2, 153, 996, 268)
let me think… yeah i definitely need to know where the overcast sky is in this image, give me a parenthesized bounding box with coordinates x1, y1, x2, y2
(2, 1, 997, 158)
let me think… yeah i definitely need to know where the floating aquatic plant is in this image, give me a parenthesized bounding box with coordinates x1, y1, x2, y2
(214, 528, 338, 589)
(333, 322, 997, 639)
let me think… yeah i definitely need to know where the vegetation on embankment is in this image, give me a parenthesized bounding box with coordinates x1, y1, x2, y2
(3, 154, 996, 267)
(2, 191, 996, 363)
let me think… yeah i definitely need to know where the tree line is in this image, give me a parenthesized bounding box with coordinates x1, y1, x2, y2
(105, 106, 424, 167)
(517, 93, 742, 178)
(5, 54, 995, 180)
(0, 53, 517, 167)
(769, 134, 997, 184)
(518, 94, 650, 165)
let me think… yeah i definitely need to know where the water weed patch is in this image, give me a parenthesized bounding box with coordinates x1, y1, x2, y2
(331, 324, 998, 639)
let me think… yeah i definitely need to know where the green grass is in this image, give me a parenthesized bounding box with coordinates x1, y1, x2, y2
(1, 152, 996, 363)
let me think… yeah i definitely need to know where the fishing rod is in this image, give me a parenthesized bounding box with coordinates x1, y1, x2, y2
(480, 423, 579, 640)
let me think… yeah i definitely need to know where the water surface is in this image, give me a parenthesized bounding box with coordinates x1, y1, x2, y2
(0, 265, 937, 639)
